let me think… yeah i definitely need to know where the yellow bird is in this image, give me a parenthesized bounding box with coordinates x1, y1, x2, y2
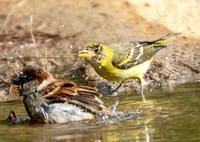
(78, 33, 180, 95)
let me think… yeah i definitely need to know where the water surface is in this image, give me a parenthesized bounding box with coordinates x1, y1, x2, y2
(0, 82, 200, 142)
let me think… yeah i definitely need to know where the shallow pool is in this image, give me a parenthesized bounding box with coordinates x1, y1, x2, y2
(0, 82, 200, 141)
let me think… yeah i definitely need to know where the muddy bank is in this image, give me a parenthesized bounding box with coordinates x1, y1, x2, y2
(0, 0, 199, 98)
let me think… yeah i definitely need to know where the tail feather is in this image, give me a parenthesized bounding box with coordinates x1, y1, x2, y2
(154, 33, 181, 45)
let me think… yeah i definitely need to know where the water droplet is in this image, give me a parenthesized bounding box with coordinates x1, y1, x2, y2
(136, 109, 142, 114)
(20, 45, 25, 48)
(161, 115, 168, 118)
(136, 44, 140, 47)
(166, 57, 168, 60)
(29, 43, 35, 47)
(102, 115, 108, 120)
(98, 66, 101, 69)
(69, 45, 73, 48)
(157, 107, 162, 111)
(8, 41, 13, 45)
(109, 101, 119, 115)
(82, 75, 85, 78)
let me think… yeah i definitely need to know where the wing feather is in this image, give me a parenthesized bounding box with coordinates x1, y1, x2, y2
(111, 33, 180, 69)
(111, 41, 166, 69)
(43, 81, 111, 115)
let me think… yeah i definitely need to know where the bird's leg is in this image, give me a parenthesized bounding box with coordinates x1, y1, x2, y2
(141, 85, 144, 95)
(138, 76, 146, 101)
(110, 82, 123, 95)
(138, 76, 145, 94)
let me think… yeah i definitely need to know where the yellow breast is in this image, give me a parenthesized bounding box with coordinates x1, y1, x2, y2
(92, 58, 151, 82)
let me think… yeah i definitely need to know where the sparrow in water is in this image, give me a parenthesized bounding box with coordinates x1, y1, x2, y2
(12, 66, 113, 123)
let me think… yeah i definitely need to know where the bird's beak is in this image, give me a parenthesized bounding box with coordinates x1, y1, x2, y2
(78, 49, 95, 58)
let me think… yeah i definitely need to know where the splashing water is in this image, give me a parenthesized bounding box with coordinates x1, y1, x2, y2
(109, 101, 119, 115)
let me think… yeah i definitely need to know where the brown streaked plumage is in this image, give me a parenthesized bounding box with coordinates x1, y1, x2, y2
(12, 66, 113, 123)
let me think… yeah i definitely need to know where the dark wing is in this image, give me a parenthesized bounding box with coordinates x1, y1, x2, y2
(111, 33, 179, 69)
(43, 80, 112, 116)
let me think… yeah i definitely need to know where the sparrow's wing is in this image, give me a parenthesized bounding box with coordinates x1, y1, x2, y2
(43, 81, 112, 116)
(8, 74, 20, 96)
(111, 33, 178, 69)
(10, 85, 20, 96)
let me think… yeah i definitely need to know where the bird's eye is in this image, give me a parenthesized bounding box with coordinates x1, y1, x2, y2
(94, 45, 101, 54)
(94, 48, 99, 53)
(19, 72, 28, 78)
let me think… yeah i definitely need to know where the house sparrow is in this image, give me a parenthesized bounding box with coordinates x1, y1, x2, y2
(12, 66, 113, 123)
